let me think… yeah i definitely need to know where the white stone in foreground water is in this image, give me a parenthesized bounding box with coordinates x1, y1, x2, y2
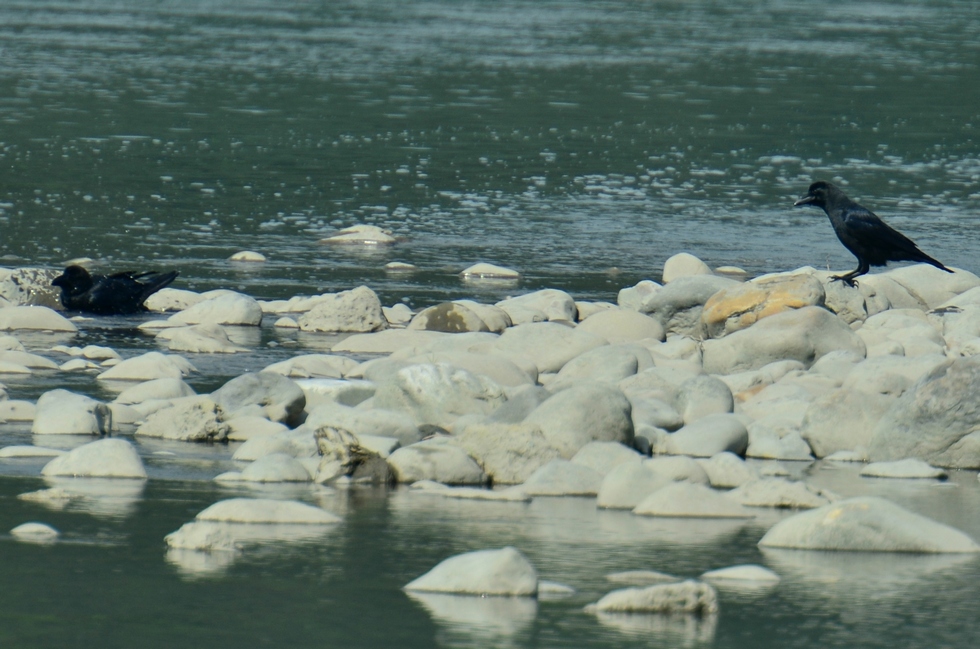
(31, 389, 112, 435)
(97, 351, 196, 382)
(11, 522, 60, 542)
(459, 262, 520, 280)
(168, 291, 263, 326)
(161, 323, 249, 353)
(404, 546, 538, 596)
(298, 285, 388, 333)
(758, 496, 980, 552)
(586, 580, 719, 615)
(228, 250, 266, 262)
(700, 565, 779, 583)
(860, 459, 948, 479)
(0, 306, 77, 332)
(215, 453, 312, 483)
(41, 438, 147, 479)
(196, 498, 340, 524)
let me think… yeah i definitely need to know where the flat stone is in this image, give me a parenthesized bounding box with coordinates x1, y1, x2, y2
(97, 351, 196, 382)
(700, 564, 779, 583)
(113, 377, 196, 405)
(459, 263, 520, 280)
(161, 324, 249, 353)
(229, 250, 266, 262)
(215, 453, 312, 483)
(195, 497, 340, 524)
(725, 478, 834, 509)
(320, 224, 395, 245)
(758, 496, 979, 553)
(168, 291, 263, 326)
(860, 459, 948, 479)
(11, 522, 60, 542)
(0, 306, 77, 332)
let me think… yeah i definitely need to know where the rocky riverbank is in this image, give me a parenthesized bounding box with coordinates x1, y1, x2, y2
(2, 251, 980, 611)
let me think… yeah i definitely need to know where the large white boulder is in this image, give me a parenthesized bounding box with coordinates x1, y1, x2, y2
(387, 437, 487, 485)
(371, 363, 507, 427)
(31, 389, 111, 435)
(404, 546, 538, 596)
(575, 308, 666, 344)
(758, 496, 979, 552)
(453, 421, 562, 485)
(799, 388, 897, 458)
(869, 356, 980, 468)
(135, 396, 229, 442)
(113, 378, 196, 405)
(0, 306, 77, 332)
(664, 414, 748, 458)
(211, 372, 306, 426)
(97, 352, 196, 382)
(702, 307, 866, 374)
(523, 383, 634, 458)
(298, 285, 388, 333)
(161, 324, 249, 353)
(168, 291, 263, 326)
(485, 322, 607, 374)
(41, 438, 147, 479)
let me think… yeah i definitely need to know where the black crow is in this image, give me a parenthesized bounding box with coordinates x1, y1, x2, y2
(794, 181, 952, 286)
(51, 265, 179, 314)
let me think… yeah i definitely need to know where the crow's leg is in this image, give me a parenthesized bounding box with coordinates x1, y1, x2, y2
(830, 259, 869, 287)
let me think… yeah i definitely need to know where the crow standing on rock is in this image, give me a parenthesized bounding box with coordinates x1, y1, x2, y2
(794, 180, 952, 286)
(52, 265, 179, 315)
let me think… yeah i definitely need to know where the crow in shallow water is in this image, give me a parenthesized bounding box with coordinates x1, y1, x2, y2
(794, 181, 952, 286)
(51, 265, 179, 314)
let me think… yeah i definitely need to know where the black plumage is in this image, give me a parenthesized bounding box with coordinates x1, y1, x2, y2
(51, 265, 179, 314)
(794, 181, 952, 286)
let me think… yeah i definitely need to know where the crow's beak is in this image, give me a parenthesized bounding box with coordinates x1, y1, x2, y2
(794, 195, 815, 207)
(51, 277, 65, 287)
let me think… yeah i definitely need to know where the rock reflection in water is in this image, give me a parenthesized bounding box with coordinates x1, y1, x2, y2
(405, 591, 536, 649)
(19, 476, 146, 518)
(593, 610, 718, 646)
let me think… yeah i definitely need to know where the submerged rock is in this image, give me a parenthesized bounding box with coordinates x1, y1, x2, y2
(860, 459, 947, 479)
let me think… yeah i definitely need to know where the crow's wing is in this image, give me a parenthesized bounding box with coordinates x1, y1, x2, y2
(840, 204, 924, 259)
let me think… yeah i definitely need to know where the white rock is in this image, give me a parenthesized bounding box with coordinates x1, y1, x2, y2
(453, 420, 562, 485)
(162, 324, 249, 353)
(114, 377, 196, 405)
(0, 350, 59, 369)
(31, 389, 111, 435)
(700, 565, 779, 583)
(168, 292, 263, 326)
(520, 459, 603, 496)
(596, 462, 673, 509)
(550, 343, 651, 390)
(143, 288, 205, 312)
(676, 375, 734, 424)
(371, 363, 507, 427)
(570, 441, 644, 476)
(587, 580, 718, 615)
(605, 570, 679, 585)
(263, 354, 359, 379)
(662, 252, 714, 283)
(225, 416, 289, 442)
(575, 309, 666, 344)
(451, 300, 512, 333)
(305, 402, 421, 447)
(618, 280, 662, 311)
(879, 265, 980, 310)
(215, 453, 312, 483)
(382, 303, 414, 326)
(11, 522, 60, 542)
(0, 306, 77, 332)
(232, 427, 317, 461)
(633, 482, 752, 518)
(726, 478, 833, 509)
(644, 456, 709, 484)
(195, 497, 340, 524)
(408, 302, 489, 333)
(298, 285, 388, 333)
(135, 396, 229, 442)
(496, 289, 577, 323)
(229, 250, 266, 262)
(320, 224, 395, 245)
(758, 496, 979, 552)
(860, 459, 948, 479)
(404, 546, 538, 596)
(840, 354, 948, 397)
(697, 452, 760, 488)
(332, 329, 451, 354)
(41, 438, 147, 479)
(97, 351, 196, 382)
(405, 351, 535, 388)
(523, 383, 634, 458)
(0, 400, 35, 422)
(211, 371, 306, 425)
(664, 414, 748, 458)
(703, 307, 866, 374)
(59, 358, 100, 371)
(459, 262, 521, 280)
(639, 275, 740, 336)
(387, 437, 487, 485)
(274, 316, 299, 329)
(0, 445, 65, 458)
